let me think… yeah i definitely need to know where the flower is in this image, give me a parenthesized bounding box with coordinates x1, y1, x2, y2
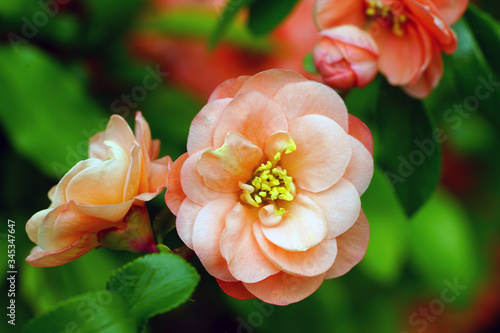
(314, 25, 379, 90)
(25, 112, 171, 267)
(165, 70, 373, 305)
(314, 0, 468, 98)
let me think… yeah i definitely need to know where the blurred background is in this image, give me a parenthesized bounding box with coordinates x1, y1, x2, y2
(1, 0, 499, 332)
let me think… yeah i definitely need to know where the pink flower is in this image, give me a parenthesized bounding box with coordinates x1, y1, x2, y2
(166, 70, 373, 305)
(314, 25, 379, 90)
(25, 112, 171, 267)
(314, 0, 468, 98)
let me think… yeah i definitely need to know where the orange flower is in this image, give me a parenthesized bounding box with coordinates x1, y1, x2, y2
(314, 0, 468, 98)
(166, 70, 373, 305)
(25, 112, 170, 267)
(314, 25, 379, 90)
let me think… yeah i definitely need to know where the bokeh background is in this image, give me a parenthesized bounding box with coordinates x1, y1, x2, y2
(1, 0, 499, 332)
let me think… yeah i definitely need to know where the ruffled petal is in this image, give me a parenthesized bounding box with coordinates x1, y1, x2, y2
(103, 115, 136, 154)
(243, 271, 326, 306)
(273, 80, 349, 131)
(431, 0, 468, 25)
(260, 194, 328, 252)
(220, 203, 280, 283)
(216, 279, 255, 300)
(301, 178, 361, 239)
(52, 159, 101, 206)
(123, 145, 142, 202)
(403, 45, 443, 99)
(192, 199, 238, 282)
(314, 0, 366, 29)
(180, 151, 239, 205)
(281, 114, 351, 193)
(165, 153, 189, 215)
(348, 114, 373, 155)
(325, 210, 370, 279)
(175, 198, 203, 250)
(208, 76, 251, 102)
(235, 69, 307, 98)
(26, 208, 52, 244)
(213, 90, 288, 149)
(343, 136, 374, 195)
(254, 223, 338, 277)
(148, 155, 171, 193)
(134, 111, 152, 155)
(187, 98, 232, 154)
(73, 200, 133, 222)
(198, 132, 263, 193)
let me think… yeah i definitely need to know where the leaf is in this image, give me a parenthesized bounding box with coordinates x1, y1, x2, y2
(0, 45, 107, 178)
(302, 52, 318, 74)
(209, 0, 255, 49)
(248, 0, 300, 36)
(375, 80, 442, 217)
(23, 291, 136, 333)
(106, 253, 199, 329)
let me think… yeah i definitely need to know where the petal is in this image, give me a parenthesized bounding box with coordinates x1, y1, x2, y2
(104, 115, 136, 154)
(208, 76, 251, 102)
(26, 208, 52, 244)
(165, 153, 189, 215)
(148, 155, 171, 193)
(187, 98, 232, 154)
(264, 131, 295, 160)
(198, 132, 263, 193)
(348, 114, 373, 155)
(180, 151, 239, 205)
(301, 178, 361, 239)
(52, 159, 101, 206)
(88, 131, 109, 160)
(325, 209, 369, 279)
(319, 25, 379, 56)
(281, 114, 351, 193)
(254, 223, 338, 277)
(66, 159, 129, 205)
(235, 69, 307, 98)
(343, 136, 374, 195)
(192, 199, 238, 282)
(216, 279, 255, 300)
(73, 200, 133, 222)
(176, 198, 203, 250)
(213, 91, 288, 149)
(134, 111, 152, 155)
(123, 145, 142, 202)
(26, 233, 98, 268)
(431, 0, 468, 25)
(273, 80, 349, 131)
(403, 46, 443, 99)
(220, 203, 280, 283)
(243, 271, 326, 306)
(260, 194, 328, 252)
(314, 0, 366, 29)
(149, 139, 161, 160)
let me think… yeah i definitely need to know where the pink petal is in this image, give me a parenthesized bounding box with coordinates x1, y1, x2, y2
(192, 199, 238, 282)
(165, 153, 189, 215)
(403, 46, 443, 99)
(343, 136, 374, 195)
(243, 271, 326, 306)
(273, 81, 349, 131)
(216, 279, 255, 300)
(348, 114, 373, 155)
(180, 151, 239, 205)
(235, 69, 307, 98)
(325, 209, 370, 279)
(104, 115, 136, 154)
(26, 233, 98, 268)
(52, 159, 101, 206)
(314, 0, 366, 29)
(260, 194, 328, 252)
(187, 98, 232, 154)
(148, 155, 171, 193)
(149, 139, 161, 160)
(73, 200, 133, 222)
(281, 114, 351, 193)
(220, 203, 280, 283)
(431, 0, 468, 25)
(301, 178, 361, 239)
(264, 131, 295, 161)
(254, 223, 338, 277)
(26, 208, 52, 244)
(123, 145, 142, 202)
(198, 132, 263, 193)
(213, 91, 288, 149)
(175, 198, 203, 250)
(134, 111, 152, 155)
(208, 76, 251, 102)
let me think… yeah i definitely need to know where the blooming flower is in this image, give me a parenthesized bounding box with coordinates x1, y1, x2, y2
(314, 25, 379, 90)
(166, 70, 373, 305)
(25, 112, 170, 267)
(314, 0, 468, 98)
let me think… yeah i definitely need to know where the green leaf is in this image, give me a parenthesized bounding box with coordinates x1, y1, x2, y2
(107, 253, 199, 329)
(23, 291, 136, 333)
(375, 81, 442, 217)
(409, 189, 481, 304)
(248, 0, 300, 36)
(302, 52, 318, 74)
(209, 0, 255, 49)
(0, 45, 107, 178)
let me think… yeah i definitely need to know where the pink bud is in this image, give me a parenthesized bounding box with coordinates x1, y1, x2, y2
(99, 205, 158, 254)
(313, 25, 379, 91)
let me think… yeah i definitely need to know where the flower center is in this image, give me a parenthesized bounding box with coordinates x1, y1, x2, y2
(239, 142, 296, 215)
(365, 0, 407, 36)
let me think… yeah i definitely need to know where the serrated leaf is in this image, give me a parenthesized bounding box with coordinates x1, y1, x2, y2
(248, 0, 300, 36)
(375, 81, 442, 217)
(209, 0, 255, 49)
(0, 45, 107, 178)
(107, 253, 199, 329)
(23, 291, 136, 333)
